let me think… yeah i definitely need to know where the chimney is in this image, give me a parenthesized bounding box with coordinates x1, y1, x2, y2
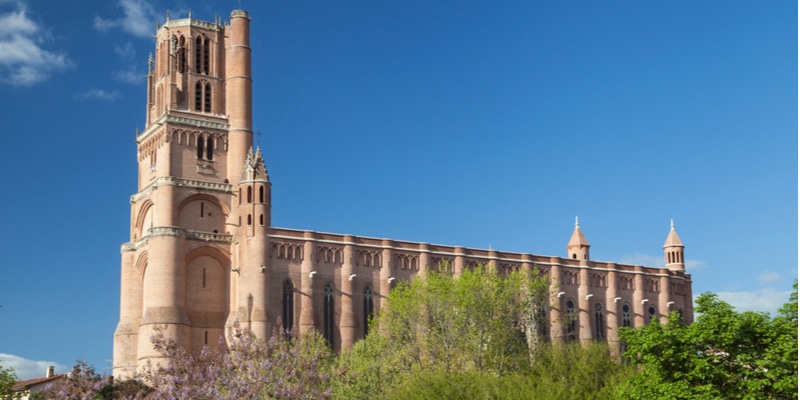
(46, 366, 54, 378)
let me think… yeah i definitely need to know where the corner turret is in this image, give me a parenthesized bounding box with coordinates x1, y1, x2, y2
(567, 216, 590, 263)
(663, 219, 685, 271)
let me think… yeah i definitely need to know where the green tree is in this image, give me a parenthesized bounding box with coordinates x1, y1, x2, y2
(377, 264, 547, 376)
(0, 365, 18, 398)
(618, 282, 798, 400)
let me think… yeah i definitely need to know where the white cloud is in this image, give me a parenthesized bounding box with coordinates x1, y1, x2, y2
(758, 271, 782, 283)
(713, 287, 793, 314)
(114, 68, 143, 84)
(0, 1, 71, 86)
(112, 41, 144, 84)
(0, 354, 68, 380)
(94, 0, 157, 38)
(74, 89, 119, 101)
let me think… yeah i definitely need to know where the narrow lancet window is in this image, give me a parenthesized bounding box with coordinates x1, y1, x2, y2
(566, 299, 576, 341)
(364, 286, 374, 336)
(204, 83, 211, 112)
(283, 280, 294, 334)
(594, 303, 604, 340)
(197, 137, 204, 159)
(195, 83, 202, 111)
(324, 282, 335, 347)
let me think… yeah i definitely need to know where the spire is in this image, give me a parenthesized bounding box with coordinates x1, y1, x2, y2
(663, 219, 684, 247)
(566, 216, 590, 262)
(241, 146, 269, 182)
(568, 216, 590, 247)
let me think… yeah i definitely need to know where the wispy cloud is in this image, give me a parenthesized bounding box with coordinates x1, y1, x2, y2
(0, 353, 68, 380)
(74, 89, 119, 101)
(618, 253, 663, 268)
(758, 271, 782, 283)
(618, 253, 705, 271)
(713, 287, 793, 315)
(94, 0, 157, 38)
(0, 1, 71, 86)
(112, 41, 144, 84)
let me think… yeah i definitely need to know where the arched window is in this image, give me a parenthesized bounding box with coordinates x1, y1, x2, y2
(247, 214, 252, 225)
(324, 282, 335, 347)
(259, 185, 265, 203)
(622, 303, 632, 327)
(177, 36, 186, 72)
(204, 83, 211, 112)
(238, 188, 242, 205)
(282, 280, 294, 334)
(594, 303, 604, 340)
(648, 306, 657, 324)
(363, 286, 374, 337)
(195, 82, 202, 111)
(566, 299, 576, 341)
(203, 38, 210, 74)
(259, 214, 264, 226)
(195, 36, 203, 73)
(197, 136, 204, 159)
(572, 253, 577, 259)
(206, 136, 213, 160)
(247, 186, 253, 203)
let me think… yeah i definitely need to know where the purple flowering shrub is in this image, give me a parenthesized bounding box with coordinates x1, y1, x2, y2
(137, 323, 336, 400)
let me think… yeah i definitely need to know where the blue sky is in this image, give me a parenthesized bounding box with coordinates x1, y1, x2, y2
(0, 0, 796, 379)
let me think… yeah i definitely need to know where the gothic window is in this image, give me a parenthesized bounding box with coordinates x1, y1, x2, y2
(204, 83, 211, 112)
(200, 202, 205, 218)
(324, 282, 335, 347)
(363, 286, 374, 337)
(282, 280, 294, 334)
(177, 36, 186, 72)
(203, 38, 210, 74)
(594, 303, 604, 340)
(247, 214, 252, 225)
(206, 136, 213, 160)
(195, 82, 202, 111)
(622, 303, 632, 327)
(195, 36, 203, 73)
(259, 185, 265, 203)
(566, 299, 576, 341)
(197, 136, 204, 159)
(247, 186, 253, 203)
(259, 214, 264, 226)
(648, 306, 657, 324)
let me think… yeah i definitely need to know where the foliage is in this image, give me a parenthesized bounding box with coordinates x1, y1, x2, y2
(136, 323, 336, 399)
(333, 264, 630, 399)
(376, 264, 548, 376)
(385, 342, 632, 400)
(618, 281, 798, 400)
(0, 365, 17, 398)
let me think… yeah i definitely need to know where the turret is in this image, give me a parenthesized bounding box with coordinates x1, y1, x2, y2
(230, 146, 272, 337)
(567, 216, 590, 264)
(663, 219, 685, 271)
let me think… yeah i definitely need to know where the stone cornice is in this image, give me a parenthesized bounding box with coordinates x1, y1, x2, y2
(137, 114, 229, 143)
(160, 18, 220, 32)
(121, 228, 232, 252)
(131, 177, 233, 203)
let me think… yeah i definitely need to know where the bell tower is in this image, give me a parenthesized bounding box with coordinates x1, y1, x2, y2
(113, 9, 269, 379)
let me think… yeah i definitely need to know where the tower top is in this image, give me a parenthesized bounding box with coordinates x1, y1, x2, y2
(568, 216, 590, 248)
(663, 219, 684, 248)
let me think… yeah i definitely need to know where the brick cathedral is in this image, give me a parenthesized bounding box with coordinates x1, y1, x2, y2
(113, 8, 693, 378)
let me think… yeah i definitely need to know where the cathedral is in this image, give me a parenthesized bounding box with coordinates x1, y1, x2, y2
(112, 9, 694, 378)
